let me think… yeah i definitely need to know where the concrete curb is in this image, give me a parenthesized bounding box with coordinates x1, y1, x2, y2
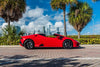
(81, 45, 100, 47)
(0, 45, 20, 47)
(0, 45, 100, 47)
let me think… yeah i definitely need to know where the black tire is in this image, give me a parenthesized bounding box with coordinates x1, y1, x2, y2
(24, 39, 34, 49)
(63, 39, 73, 49)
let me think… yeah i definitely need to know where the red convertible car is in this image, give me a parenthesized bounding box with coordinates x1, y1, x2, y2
(19, 33, 80, 49)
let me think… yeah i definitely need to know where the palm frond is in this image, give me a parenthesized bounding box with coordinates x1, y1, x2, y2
(68, 1, 93, 32)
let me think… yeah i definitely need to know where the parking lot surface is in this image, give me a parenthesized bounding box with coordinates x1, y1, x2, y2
(0, 45, 100, 67)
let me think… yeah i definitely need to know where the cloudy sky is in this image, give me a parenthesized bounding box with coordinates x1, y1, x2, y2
(0, 0, 100, 35)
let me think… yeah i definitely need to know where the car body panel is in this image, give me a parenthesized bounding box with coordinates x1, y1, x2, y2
(19, 34, 80, 48)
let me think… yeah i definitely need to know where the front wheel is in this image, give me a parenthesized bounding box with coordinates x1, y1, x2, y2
(63, 39, 73, 49)
(24, 40, 34, 49)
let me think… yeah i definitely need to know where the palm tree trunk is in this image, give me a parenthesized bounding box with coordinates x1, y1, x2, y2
(63, 6, 67, 36)
(8, 21, 10, 28)
(78, 31, 80, 39)
(7, 17, 10, 35)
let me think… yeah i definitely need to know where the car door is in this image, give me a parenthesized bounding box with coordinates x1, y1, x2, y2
(34, 35, 46, 47)
(45, 37, 62, 47)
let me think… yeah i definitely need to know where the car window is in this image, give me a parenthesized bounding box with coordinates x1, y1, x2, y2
(39, 34, 46, 36)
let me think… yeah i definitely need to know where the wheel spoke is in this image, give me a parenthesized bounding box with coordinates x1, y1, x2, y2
(27, 43, 30, 49)
(64, 40, 72, 49)
(26, 41, 33, 49)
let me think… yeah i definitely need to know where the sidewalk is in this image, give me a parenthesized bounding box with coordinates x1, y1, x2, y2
(0, 45, 100, 67)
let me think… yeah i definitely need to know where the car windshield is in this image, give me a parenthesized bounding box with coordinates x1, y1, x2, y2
(53, 34, 60, 36)
(39, 34, 46, 36)
(46, 34, 61, 38)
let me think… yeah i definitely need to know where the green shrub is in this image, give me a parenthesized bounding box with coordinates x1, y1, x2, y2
(0, 35, 100, 45)
(0, 36, 20, 45)
(76, 38, 100, 45)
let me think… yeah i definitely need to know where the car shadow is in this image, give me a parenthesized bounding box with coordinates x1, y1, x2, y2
(33, 46, 85, 50)
(72, 46, 85, 49)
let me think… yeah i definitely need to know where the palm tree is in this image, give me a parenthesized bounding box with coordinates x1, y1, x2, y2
(92, 0, 99, 2)
(50, 0, 77, 36)
(68, 2, 92, 39)
(0, 0, 26, 31)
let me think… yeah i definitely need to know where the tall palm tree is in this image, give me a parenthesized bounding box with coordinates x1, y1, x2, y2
(0, 0, 26, 29)
(50, 0, 77, 36)
(68, 2, 93, 39)
(92, 0, 99, 2)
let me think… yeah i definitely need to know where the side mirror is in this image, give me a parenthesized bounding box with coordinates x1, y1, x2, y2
(35, 35, 37, 37)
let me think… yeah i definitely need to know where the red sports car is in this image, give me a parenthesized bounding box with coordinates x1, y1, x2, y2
(19, 33, 80, 49)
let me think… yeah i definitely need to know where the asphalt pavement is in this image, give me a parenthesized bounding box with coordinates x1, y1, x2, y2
(0, 45, 100, 67)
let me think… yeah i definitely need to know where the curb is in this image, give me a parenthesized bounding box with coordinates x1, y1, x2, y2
(0, 45, 20, 47)
(0, 45, 100, 47)
(81, 45, 100, 47)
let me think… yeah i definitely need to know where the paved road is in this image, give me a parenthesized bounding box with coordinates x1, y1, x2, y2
(0, 45, 100, 67)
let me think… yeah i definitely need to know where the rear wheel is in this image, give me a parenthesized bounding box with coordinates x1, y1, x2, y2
(24, 39, 34, 49)
(63, 39, 73, 49)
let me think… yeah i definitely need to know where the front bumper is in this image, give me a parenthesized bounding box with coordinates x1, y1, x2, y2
(19, 40, 24, 47)
(76, 42, 80, 47)
(73, 41, 80, 47)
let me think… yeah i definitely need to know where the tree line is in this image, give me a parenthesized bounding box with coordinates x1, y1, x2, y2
(0, 0, 98, 39)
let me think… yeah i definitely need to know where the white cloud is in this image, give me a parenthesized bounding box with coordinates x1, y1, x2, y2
(2, 23, 8, 28)
(54, 12, 68, 21)
(28, 7, 44, 18)
(66, 22, 74, 31)
(0, 6, 74, 35)
(55, 22, 63, 28)
(23, 6, 44, 19)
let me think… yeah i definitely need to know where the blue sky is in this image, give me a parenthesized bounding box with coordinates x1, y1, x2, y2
(0, 0, 100, 35)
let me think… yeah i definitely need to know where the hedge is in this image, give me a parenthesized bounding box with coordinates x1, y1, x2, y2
(49, 35, 100, 45)
(0, 35, 100, 45)
(76, 38, 100, 45)
(0, 37, 20, 45)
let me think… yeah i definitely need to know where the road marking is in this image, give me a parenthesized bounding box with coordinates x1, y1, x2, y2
(1, 57, 100, 61)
